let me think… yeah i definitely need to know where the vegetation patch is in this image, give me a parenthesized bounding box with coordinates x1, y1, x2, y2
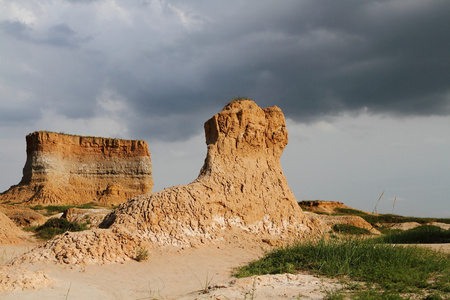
(135, 247, 149, 262)
(29, 203, 97, 216)
(332, 224, 372, 235)
(235, 238, 450, 298)
(330, 208, 450, 226)
(374, 225, 450, 244)
(27, 218, 88, 240)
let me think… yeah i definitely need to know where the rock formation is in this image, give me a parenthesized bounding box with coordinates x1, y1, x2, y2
(0, 211, 26, 244)
(0, 131, 153, 206)
(100, 99, 325, 247)
(13, 100, 327, 264)
(0, 204, 46, 227)
(315, 215, 380, 234)
(63, 208, 112, 229)
(299, 200, 364, 214)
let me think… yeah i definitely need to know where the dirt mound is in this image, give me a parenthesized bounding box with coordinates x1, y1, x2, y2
(12, 229, 144, 265)
(0, 266, 53, 292)
(315, 214, 380, 234)
(428, 222, 450, 230)
(389, 222, 421, 231)
(299, 200, 363, 214)
(0, 211, 26, 245)
(0, 131, 153, 206)
(0, 205, 46, 227)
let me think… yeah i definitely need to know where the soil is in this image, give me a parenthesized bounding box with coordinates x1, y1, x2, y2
(1, 239, 448, 300)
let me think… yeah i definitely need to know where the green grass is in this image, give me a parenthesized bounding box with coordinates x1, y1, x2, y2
(27, 218, 88, 240)
(29, 203, 97, 216)
(374, 225, 450, 244)
(235, 238, 450, 298)
(332, 224, 373, 235)
(327, 208, 450, 226)
(135, 247, 149, 262)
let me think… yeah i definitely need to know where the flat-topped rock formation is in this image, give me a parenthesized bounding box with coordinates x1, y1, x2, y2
(0, 131, 153, 206)
(13, 100, 327, 265)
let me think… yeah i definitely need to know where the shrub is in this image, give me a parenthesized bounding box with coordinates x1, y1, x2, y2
(332, 224, 372, 235)
(32, 218, 88, 240)
(374, 225, 450, 244)
(135, 247, 149, 262)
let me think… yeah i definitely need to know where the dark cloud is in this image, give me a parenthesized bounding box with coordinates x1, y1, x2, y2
(65, 0, 100, 3)
(0, 19, 89, 49)
(0, 20, 29, 37)
(1, 0, 449, 142)
(43, 23, 90, 48)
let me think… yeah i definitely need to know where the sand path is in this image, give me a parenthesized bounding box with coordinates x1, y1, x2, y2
(1, 241, 448, 299)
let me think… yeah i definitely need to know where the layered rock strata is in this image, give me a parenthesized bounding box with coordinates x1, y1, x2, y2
(0, 131, 153, 206)
(14, 100, 327, 264)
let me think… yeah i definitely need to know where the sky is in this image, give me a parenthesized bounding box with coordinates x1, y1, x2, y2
(0, 0, 449, 218)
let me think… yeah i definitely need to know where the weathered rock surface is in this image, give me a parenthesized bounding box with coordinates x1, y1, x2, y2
(13, 100, 327, 264)
(0, 131, 153, 206)
(0, 211, 26, 244)
(63, 208, 112, 228)
(12, 229, 144, 265)
(314, 214, 380, 234)
(0, 205, 46, 227)
(102, 100, 327, 246)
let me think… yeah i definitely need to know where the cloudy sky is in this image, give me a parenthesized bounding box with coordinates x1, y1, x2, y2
(1, 0, 449, 217)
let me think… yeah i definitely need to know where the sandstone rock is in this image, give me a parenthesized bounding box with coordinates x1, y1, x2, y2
(11, 229, 144, 265)
(0, 210, 26, 244)
(298, 200, 366, 214)
(0, 204, 46, 227)
(63, 207, 112, 228)
(315, 214, 380, 234)
(14, 100, 328, 265)
(102, 100, 327, 246)
(0, 131, 153, 206)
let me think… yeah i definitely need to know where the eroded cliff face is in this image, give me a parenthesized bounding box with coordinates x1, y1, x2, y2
(103, 99, 326, 246)
(0, 131, 153, 206)
(13, 100, 327, 265)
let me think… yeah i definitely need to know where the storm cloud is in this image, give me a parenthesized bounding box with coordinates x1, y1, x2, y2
(1, 0, 449, 141)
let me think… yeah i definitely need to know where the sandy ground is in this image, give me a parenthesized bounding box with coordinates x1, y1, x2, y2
(1, 240, 448, 300)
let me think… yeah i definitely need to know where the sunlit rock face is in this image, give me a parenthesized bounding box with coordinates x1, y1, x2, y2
(10, 100, 328, 265)
(0, 131, 153, 206)
(103, 99, 326, 246)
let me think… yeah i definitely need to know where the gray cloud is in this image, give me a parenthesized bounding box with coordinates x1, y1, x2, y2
(1, 0, 449, 142)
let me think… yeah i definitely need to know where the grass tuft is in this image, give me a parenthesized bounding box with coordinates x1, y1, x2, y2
(135, 247, 149, 262)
